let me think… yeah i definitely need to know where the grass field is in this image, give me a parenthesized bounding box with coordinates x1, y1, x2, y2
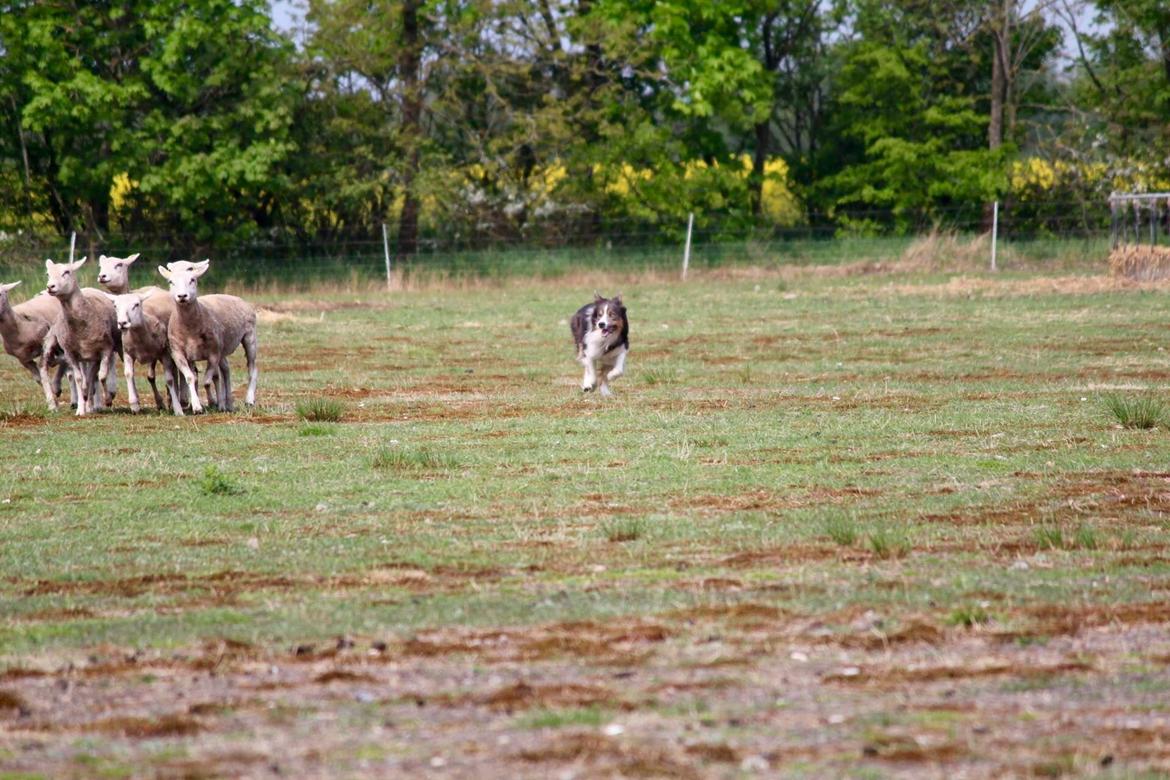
(1, 258, 1169, 778)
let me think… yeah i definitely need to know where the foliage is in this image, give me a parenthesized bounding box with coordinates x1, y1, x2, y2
(1102, 394, 1167, 430)
(296, 398, 345, 423)
(0, 0, 1167, 247)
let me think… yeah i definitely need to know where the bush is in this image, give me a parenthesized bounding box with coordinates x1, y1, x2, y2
(372, 446, 457, 471)
(1102, 394, 1166, 430)
(199, 466, 244, 496)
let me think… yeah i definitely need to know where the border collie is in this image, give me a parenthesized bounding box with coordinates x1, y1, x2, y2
(570, 293, 629, 397)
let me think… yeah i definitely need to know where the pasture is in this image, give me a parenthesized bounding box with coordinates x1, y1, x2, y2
(1, 261, 1169, 778)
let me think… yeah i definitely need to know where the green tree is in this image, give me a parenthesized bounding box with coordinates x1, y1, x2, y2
(0, 0, 297, 245)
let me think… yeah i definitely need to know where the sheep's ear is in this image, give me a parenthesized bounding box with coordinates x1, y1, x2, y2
(126, 253, 140, 264)
(44, 258, 54, 270)
(98, 254, 108, 263)
(157, 265, 172, 281)
(99, 291, 118, 302)
(71, 256, 87, 269)
(0, 281, 20, 292)
(192, 260, 210, 277)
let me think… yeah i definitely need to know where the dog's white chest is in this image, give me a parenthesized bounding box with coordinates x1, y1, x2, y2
(583, 329, 618, 360)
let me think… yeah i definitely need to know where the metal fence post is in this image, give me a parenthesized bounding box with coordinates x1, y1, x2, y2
(382, 223, 392, 291)
(990, 201, 998, 272)
(69, 231, 76, 263)
(682, 212, 694, 280)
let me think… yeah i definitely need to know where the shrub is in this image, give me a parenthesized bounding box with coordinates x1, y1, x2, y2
(823, 516, 859, 546)
(601, 517, 646, 543)
(867, 527, 912, 558)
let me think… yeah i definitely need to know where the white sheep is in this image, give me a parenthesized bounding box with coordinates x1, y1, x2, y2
(40, 258, 120, 415)
(157, 260, 258, 414)
(96, 251, 197, 408)
(0, 283, 77, 405)
(103, 292, 182, 414)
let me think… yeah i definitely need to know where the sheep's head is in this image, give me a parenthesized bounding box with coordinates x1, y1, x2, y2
(158, 260, 210, 305)
(44, 257, 86, 298)
(0, 280, 20, 313)
(105, 292, 146, 331)
(97, 253, 140, 289)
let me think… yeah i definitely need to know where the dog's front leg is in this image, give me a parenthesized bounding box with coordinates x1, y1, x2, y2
(606, 350, 626, 382)
(581, 357, 597, 392)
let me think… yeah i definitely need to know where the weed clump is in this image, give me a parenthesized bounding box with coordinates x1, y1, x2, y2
(823, 516, 859, 546)
(1102, 394, 1166, 430)
(867, 526, 912, 559)
(601, 518, 646, 543)
(296, 397, 345, 423)
(948, 604, 992, 628)
(199, 466, 244, 496)
(298, 423, 337, 437)
(372, 446, 457, 471)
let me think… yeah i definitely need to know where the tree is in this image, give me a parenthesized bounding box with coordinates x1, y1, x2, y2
(0, 0, 298, 246)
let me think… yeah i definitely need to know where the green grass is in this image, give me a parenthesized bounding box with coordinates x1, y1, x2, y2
(198, 466, 244, 496)
(295, 397, 345, 422)
(370, 445, 457, 472)
(1, 264, 1169, 659)
(1102, 393, 1167, 429)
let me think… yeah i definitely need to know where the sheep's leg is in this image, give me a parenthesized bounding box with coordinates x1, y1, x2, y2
(162, 358, 183, 416)
(123, 354, 141, 413)
(97, 350, 115, 408)
(201, 362, 220, 411)
(103, 355, 118, 404)
(38, 355, 60, 412)
(242, 328, 258, 407)
(85, 360, 102, 413)
(145, 361, 166, 411)
(72, 360, 94, 417)
(218, 357, 234, 412)
(22, 359, 40, 384)
(201, 361, 217, 408)
(172, 351, 201, 415)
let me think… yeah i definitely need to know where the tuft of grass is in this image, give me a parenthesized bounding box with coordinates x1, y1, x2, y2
(1033, 525, 1064, 551)
(0, 402, 46, 422)
(867, 527, 912, 559)
(516, 706, 611, 730)
(823, 516, 859, 547)
(1102, 393, 1166, 430)
(601, 517, 646, 543)
(640, 365, 678, 386)
(199, 466, 244, 496)
(296, 397, 345, 423)
(948, 604, 992, 628)
(298, 423, 337, 437)
(371, 446, 457, 471)
(1072, 524, 1098, 550)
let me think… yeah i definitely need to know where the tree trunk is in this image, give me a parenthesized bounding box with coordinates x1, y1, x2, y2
(396, 0, 423, 259)
(985, 0, 1010, 231)
(752, 121, 769, 217)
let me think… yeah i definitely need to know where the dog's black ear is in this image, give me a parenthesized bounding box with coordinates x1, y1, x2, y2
(612, 292, 623, 305)
(593, 290, 604, 302)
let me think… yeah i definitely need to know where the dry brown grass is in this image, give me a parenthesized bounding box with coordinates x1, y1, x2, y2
(1109, 244, 1170, 281)
(899, 230, 995, 272)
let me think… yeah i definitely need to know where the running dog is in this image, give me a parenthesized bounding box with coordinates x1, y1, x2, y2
(570, 293, 628, 397)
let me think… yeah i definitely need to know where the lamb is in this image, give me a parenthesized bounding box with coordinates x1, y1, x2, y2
(96, 251, 194, 407)
(103, 292, 182, 414)
(157, 260, 258, 414)
(40, 258, 120, 416)
(0, 283, 76, 404)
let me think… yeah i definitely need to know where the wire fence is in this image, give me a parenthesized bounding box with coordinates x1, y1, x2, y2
(0, 199, 1154, 290)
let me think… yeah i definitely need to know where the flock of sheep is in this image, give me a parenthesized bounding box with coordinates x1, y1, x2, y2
(0, 254, 258, 416)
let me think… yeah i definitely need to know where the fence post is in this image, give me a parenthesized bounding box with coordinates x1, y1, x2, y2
(682, 212, 694, 280)
(69, 231, 76, 263)
(381, 222, 392, 292)
(990, 201, 998, 272)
